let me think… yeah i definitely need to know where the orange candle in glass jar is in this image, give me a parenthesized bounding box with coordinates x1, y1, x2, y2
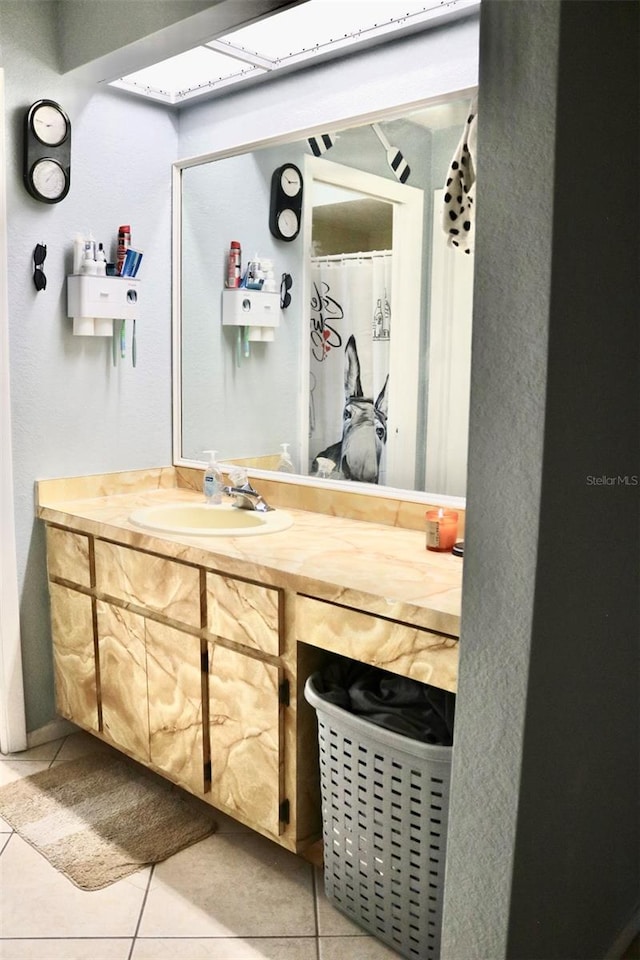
(426, 508, 459, 552)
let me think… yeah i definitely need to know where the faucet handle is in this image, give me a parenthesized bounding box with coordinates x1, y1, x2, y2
(228, 465, 248, 487)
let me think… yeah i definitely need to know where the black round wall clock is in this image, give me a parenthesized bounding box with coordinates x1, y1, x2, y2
(269, 163, 303, 241)
(23, 100, 71, 203)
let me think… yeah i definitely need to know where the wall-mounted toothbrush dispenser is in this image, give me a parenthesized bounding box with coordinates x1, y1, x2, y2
(221, 289, 281, 342)
(67, 276, 140, 336)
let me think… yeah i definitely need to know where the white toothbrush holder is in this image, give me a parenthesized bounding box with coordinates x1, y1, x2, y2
(221, 289, 281, 342)
(67, 276, 140, 336)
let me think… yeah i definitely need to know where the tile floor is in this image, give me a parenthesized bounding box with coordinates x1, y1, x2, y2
(0, 731, 403, 960)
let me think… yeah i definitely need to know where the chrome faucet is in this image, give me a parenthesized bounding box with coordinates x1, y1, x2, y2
(223, 480, 273, 513)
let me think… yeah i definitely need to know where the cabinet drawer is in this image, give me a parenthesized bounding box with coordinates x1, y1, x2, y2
(296, 596, 458, 693)
(206, 573, 281, 656)
(95, 540, 200, 627)
(46, 526, 91, 588)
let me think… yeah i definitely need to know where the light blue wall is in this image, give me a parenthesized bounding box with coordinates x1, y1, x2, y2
(2, 0, 479, 734)
(1, 0, 177, 730)
(181, 142, 306, 465)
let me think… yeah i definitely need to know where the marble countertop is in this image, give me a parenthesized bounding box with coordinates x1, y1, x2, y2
(37, 472, 463, 637)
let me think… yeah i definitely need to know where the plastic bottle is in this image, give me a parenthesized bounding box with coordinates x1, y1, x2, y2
(261, 259, 277, 293)
(245, 254, 263, 290)
(73, 233, 85, 274)
(83, 233, 96, 262)
(80, 251, 98, 275)
(277, 443, 295, 473)
(117, 225, 131, 276)
(226, 241, 242, 288)
(96, 243, 107, 276)
(202, 450, 223, 504)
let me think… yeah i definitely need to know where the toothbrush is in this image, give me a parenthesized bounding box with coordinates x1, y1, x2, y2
(112, 322, 117, 366)
(120, 319, 126, 359)
(132, 318, 137, 367)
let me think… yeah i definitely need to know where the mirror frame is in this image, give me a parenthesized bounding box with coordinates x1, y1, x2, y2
(172, 91, 475, 511)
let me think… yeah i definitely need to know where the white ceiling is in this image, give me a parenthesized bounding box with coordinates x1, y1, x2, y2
(108, 0, 479, 106)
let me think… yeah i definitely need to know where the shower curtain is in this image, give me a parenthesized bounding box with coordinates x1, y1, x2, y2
(309, 252, 392, 483)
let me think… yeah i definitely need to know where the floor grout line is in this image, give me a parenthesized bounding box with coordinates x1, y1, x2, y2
(48, 734, 68, 766)
(127, 863, 155, 960)
(0, 832, 13, 856)
(2, 734, 399, 956)
(312, 862, 322, 960)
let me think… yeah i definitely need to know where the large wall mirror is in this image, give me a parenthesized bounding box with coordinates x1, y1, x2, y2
(174, 93, 474, 502)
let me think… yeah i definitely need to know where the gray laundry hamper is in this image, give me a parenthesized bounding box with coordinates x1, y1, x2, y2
(305, 672, 452, 960)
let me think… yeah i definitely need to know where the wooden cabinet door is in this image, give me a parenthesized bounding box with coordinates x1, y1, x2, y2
(146, 620, 205, 796)
(49, 583, 99, 732)
(209, 643, 283, 836)
(97, 601, 150, 762)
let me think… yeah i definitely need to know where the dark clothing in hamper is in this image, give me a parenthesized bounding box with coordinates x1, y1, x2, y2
(313, 660, 455, 745)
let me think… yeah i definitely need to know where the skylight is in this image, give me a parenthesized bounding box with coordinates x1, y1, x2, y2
(109, 0, 478, 105)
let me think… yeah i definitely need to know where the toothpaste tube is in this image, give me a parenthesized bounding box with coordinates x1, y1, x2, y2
(121, 248, 143, 277)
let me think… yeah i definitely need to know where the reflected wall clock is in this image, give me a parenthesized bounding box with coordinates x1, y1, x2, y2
(23, 100, 71, 203)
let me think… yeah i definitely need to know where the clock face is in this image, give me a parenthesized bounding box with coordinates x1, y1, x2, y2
(31, 158, 67, 201)
(31, 102, 69, 147)
(280, 166, 302, 198)
(277, 208, 299, 239)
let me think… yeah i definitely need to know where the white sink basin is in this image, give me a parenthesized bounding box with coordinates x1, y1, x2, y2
(129, 502, 293, 537)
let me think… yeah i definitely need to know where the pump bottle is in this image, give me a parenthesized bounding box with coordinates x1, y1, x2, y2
(203, 450, 223, 504)
(277, 443, 295, 473)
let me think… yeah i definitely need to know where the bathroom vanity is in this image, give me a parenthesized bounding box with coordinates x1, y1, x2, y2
(37, 467, 462, 854)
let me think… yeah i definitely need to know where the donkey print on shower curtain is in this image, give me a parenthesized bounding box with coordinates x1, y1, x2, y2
(309, 252, 391, 484)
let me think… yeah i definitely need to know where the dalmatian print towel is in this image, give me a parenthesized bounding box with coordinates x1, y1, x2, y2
(442, 98, 477, 254)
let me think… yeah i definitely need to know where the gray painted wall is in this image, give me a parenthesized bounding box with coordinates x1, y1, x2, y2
(441, 2, 639, 957)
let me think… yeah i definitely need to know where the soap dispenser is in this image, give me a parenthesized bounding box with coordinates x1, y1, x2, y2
(277, 443, 295, 473)
(203, 450, 223, 504)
